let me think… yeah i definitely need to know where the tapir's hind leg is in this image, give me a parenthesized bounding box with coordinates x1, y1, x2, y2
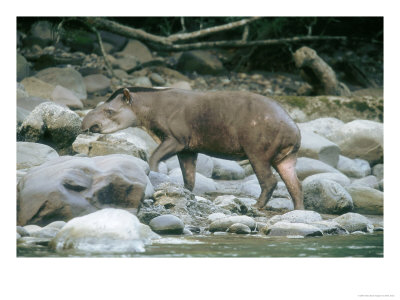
(177, 151, 198, 191)
(247, 155, 277, 209)
(274, 153, 304, 210)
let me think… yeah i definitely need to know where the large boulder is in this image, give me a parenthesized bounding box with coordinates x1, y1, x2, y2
(212, 158, 245, 180)
(327, 120, 383, 164)
(20, 77, 55, 100)
(298, 129, 340, 167)
(118, 39, 153, 63)
(263, 221, 323, 237)
(297, 117, 345, 139)
(17, 102, 81, 152)
(302, 178, 353, 214)
(72, 127, 157, 161)
(51, 85, 84, 109)
(34, 67, 87, 100)
(50, 208, 159, 253)
(345, 185, 383, 215)
(177, 50, 225, 75)
(333, 212, 373, 233)
(17, 142, 59, 170)
(295, 157, 341, 180)
(336, 155, 371, 178)
(17, 154, 149, 226)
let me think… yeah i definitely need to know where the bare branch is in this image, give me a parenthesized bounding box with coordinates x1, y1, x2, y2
(166, 17, 261, 43)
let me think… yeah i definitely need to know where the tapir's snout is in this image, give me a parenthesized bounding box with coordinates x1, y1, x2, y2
(81, 110, 101, 133)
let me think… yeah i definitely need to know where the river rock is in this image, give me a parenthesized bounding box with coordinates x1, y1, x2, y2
(148, 171, 176, 189)
(21, 76, 55, 100)
(17, 142, 59, 170)
(50, 85, 84, 109)
(17, 96, 48, 113)
(309, 220, 348, 235)
(149, 73, 166, 86)
(31, 227, 60, 239)
(35, 67, 87, 100)
(351, 175, 380, 189)
(17, 154, 149, 226)
(302, 172, 351, 187)
(17, 53, 31, 81)
(298, 129, 340, 167)
(17, 226, 30, 237)
(336, 155, 371, 178)
(209, 215, 256, 232)
(214, 195, 241, 213)
(212, 158, 245, 180)
(240, 179, 261, 198)
(18, 102, 81, 152)
(149, 214, 185, 235)
(296, 157, 341, 180)
(267, 210, 322, 226)
(228, 223, 251, 234)
(196, 154, 214, 178)
(43, 220, 66, 230)
(333, 212, 373, 233)
(30, 20, 53, 46)
(265, 198, 294, 212)
(263, 221, 323, 237)
(168, 168, 217, 195)
(327, 120, 383, 164)
(177, 50, 225, 75)
(207, 212, 228, 223)
(50, 208, 159, 253)
(297, 117, 345, 139)
(119, 39, 153, 63)
(131, 76, 152, 87)
(169, 81, 192, 90)
(113, 54, 140, 72)
(23, 224, 42, 235)
(83, 74, 111, 94)
(345, 185, 383, 215)
(302, 178, 353, 214)
(372, 164, 383, 180)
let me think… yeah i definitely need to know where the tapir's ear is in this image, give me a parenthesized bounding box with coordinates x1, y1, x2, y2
(123, 88, 132, 104)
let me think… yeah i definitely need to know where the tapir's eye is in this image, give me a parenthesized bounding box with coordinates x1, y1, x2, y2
(105, 109, 115, 116)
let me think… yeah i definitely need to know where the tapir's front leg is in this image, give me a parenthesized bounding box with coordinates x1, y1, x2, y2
(149, 137, 184, 171)
(177, 152, 198, 191)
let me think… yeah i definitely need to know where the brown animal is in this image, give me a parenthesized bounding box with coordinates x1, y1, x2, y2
(81, 87, 304, 210)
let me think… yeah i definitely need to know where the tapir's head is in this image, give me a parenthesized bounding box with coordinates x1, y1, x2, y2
(81, 88, 138, 134)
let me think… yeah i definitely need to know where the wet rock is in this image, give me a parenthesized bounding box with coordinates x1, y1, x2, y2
(296, 157, 341, 180)
(17, 155, 149, 226)
(35, 67, 87, 100)
(50, 208, 159, 253)
(17, 142, 59, 170)
(168, 168, 217, 195)
(298, 129, 340, 167)
(51, 85, 84, 109)
(207, 212, 228, 223)
(18, 102, 81, 152)
(228, 223, 251, 234)
(31, 227, 60, 239)
(310, 220, 348, 235)
(43, 220, 66, 230)
(17, 226, 30, 237)
(72, 128, 152, 161)
(265, 198, 294, 212)
(177, 50, 225, 75)
(212, 158, 245, 180)
(297, 117, 344, 139)
(209, 215, 256, 232)
(302, 172, 351, 187)
(267, 210, 322, 226)
(345, 185, 383, 215)
(263, 221, 323, 237)
(328, 120, 383, 164)
(303, 178, 353, 214)
(83, 74, 111, 94)
(23, 224, 42, 235)
(351, 175, 379, 189)
(149, 214, 185, 235)
(334, 212, 373, 233)
(336, 156, 371, 178)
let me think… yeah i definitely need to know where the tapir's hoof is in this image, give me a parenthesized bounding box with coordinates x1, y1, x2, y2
(255, 200, 267, 210)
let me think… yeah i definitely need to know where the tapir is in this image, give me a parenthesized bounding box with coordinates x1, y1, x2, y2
(81, 87, 304, 210)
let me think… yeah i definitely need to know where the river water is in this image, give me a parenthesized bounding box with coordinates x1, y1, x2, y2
(17, 231, 383, 258)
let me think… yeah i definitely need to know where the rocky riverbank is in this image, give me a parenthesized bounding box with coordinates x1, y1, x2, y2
(16, 20, 383, 255)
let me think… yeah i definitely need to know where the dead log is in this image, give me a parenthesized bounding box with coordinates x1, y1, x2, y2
(293, 46, 351, 96)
